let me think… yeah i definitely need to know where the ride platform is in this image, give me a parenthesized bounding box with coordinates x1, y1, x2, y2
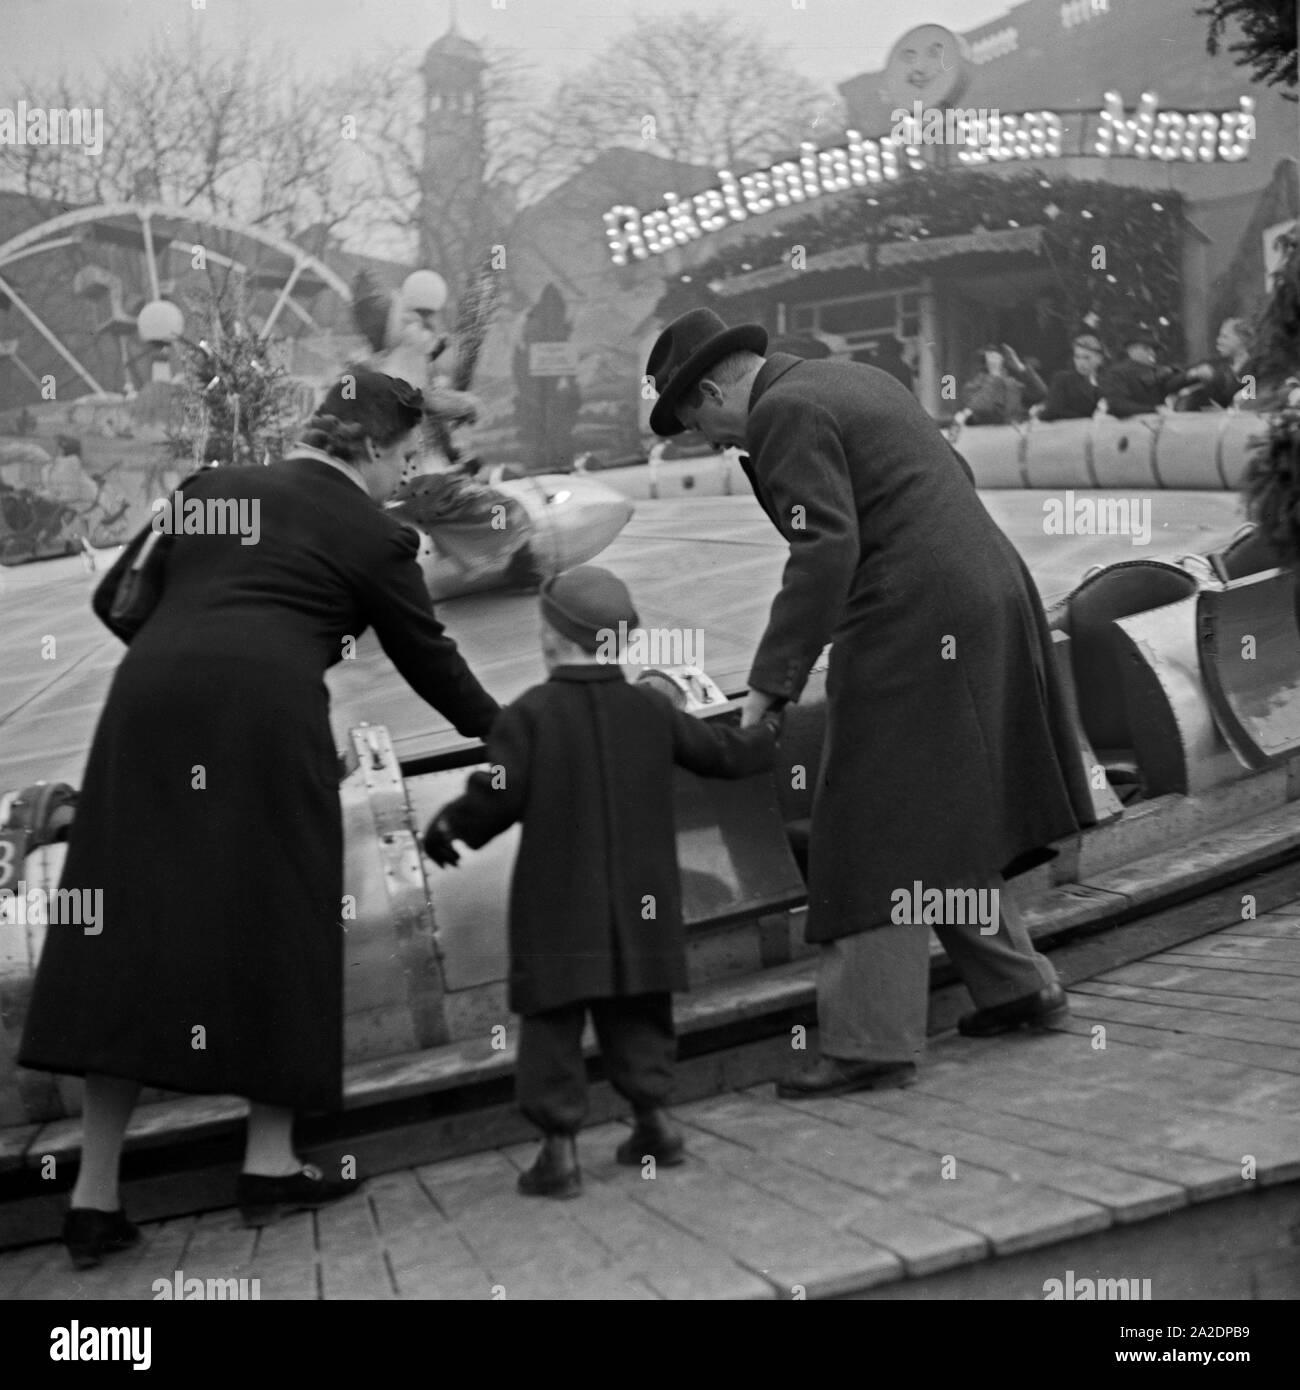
(2, 881, 1299, 1300)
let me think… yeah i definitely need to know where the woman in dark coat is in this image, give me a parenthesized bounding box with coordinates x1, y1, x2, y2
(18, 368, 499, 1264)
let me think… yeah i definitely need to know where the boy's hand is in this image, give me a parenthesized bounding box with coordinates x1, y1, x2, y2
(422, 815, 461, 868)
(741, 687, 782, 728)
(760, 708, 785, 739)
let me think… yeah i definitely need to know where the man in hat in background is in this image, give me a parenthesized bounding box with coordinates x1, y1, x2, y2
(424, 565, 781, 1195)
(644, 308, 1088, 1097)
(1097, 325, 1183, 418)
(1035, 332, 1108, 421)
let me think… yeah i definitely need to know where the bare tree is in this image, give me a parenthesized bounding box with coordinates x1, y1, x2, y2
(340, 40, 574, 281)
(541, 10, 840, 173)
(0, 28, 375, 240)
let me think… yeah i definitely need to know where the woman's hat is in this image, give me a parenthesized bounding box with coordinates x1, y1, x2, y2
(541, 565, 640, 654)
(645, 308, 767, 437)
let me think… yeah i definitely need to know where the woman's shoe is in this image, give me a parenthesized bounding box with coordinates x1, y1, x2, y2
(62, 1207, 140, 1270)
(237, 1164, 361, 1228)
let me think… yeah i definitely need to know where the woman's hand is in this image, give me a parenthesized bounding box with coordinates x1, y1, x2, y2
(422, 815, 462, 867)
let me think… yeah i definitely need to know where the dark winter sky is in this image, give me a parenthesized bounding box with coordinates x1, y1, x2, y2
(4, 0, 1014, 95)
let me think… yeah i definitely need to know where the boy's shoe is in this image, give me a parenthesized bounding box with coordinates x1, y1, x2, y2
(518, 1137, 582, 1199)
(615, 1112, 685, 1167)
(62, 1207, 140, 1270)
(237, 1164, 362, 1227)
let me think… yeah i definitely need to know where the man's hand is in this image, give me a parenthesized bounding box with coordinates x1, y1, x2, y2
(741, 687, 780, 729)
(422, 814, 462, 868)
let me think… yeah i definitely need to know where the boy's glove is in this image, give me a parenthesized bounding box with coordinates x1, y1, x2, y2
(422, 814, 461, 867)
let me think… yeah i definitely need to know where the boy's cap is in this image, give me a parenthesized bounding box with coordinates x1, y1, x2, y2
(541, 565, 639, 653)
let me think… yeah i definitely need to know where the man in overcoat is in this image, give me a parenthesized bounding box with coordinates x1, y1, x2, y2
(645, 309, 1086, 1096)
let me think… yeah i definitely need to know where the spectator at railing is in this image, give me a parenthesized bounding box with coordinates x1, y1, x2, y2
(1034, 333, 1106, 421)
(1172, 318, 1255, 412)
(1097, 325, 1184, 418)
(953, 344, 1046, 426)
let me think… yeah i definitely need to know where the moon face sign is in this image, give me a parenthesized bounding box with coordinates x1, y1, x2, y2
(884, 24, 969, 107)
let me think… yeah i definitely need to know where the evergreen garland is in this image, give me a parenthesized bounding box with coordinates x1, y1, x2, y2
(1199, 0, 1298, 99)
(1244, 228, 1300, 562)
(655, 171, 1185, 355)
(1248, 225, 1300, 386)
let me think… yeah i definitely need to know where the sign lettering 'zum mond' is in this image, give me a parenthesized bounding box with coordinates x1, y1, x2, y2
(603, 94, 1257, 265)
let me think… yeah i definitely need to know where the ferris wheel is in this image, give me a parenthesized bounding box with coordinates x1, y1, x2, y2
(0, 202, 356, 402)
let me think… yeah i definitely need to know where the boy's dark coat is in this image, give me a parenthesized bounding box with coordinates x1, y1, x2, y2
(439, 667, 775, 1015)
(737, 355, 1085, 944)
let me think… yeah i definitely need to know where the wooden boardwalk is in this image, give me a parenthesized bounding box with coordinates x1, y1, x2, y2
(3, 901, 1300, 1300)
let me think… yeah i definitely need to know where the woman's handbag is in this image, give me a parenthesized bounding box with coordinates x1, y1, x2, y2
(93, 523, 171, 643)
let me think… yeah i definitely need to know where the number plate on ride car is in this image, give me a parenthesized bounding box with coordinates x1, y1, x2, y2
(0, 828, 29, 893)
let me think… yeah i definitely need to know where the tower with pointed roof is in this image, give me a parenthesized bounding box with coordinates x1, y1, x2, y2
(419, 2, 489, 292)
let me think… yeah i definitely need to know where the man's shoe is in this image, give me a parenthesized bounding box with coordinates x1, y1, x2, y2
(62, 1207, 140, 1270)
(615, 1112, 685, 1167)
(776, 1057, 917, 1099)
(958, 983, 1069, 1038)
(237, 1164, 361, 1228)
(517, 1139, 582, 1199)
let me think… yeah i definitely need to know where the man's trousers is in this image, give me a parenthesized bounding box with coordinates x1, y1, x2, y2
(517, 993, 676, 1135)
(816, 875, 1057, 1063)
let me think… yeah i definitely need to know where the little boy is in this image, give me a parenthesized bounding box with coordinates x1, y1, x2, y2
(423, 565, 781, 1197)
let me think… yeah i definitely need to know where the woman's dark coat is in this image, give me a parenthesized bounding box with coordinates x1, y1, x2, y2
(438, 667, 774, 1015)
(740, 354, 1085, 944)
(18, 456, 499, 1110)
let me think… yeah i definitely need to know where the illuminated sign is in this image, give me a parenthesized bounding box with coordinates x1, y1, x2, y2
(1061, 0, 1109, 29)
(969, 28, 1018, 63)
(603, 95, 1257, 265)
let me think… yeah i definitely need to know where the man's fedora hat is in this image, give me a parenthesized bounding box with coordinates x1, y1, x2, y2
(645, 308, 767, 436)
